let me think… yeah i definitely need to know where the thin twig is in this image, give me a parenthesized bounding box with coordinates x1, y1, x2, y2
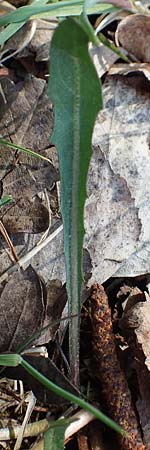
(0, 220, 19, 262)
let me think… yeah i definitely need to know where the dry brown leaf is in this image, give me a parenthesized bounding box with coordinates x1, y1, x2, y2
(35, 280, 67, 346)
(0, 19, 54, 63)
(85, 74, 150, 285)
(121, 287, 145, 313)
(0, 75, 58, 235)
(0, 265, 44, 352)
(0, 266, 67, 353)
(90, 42, 119, 78)
(2, 196, 49, 234)
(0, 75, 53, 164)
(77, 432, 89, 450)
(121, 299, 150, 371)
(109, 62, 150, 81)
(116, 14, 150, 62)
(18, 19, 55, 62)
(120, 296, 150, 449)
(0, 21, 37, 63)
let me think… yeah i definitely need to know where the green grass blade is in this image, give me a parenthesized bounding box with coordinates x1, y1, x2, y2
(0, 353, 21, 366)
(98, 32, 129, 62)
(21, 356, 126, 435)
(0, 0, 49, 44)
(0, 22, 25, 46)
(0, 139, 51, 163)
(44, 420, 68, 450)
(0, 195, 12, 207)
(0, 2, 117, 26)
(48, 17, 102, 385)
(0, 353, 126, 435)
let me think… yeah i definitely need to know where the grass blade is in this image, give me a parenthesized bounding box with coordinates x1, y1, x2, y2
(0, 2, 117, 26)
(44, 420, 68, 450)
(21, 356, 126, 436)
(0, 139, 51, 163)
(0, 353, 21, 366)
(0, 22, 25, 46)
(0, 195, 12, 207)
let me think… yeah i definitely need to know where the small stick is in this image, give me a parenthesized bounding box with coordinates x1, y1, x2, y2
(0, 220, 19, 263)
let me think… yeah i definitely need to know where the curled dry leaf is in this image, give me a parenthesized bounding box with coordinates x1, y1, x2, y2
(116, 14, 150, 62)
(121, 287, 145, 314)
(91, 284, 145, 450)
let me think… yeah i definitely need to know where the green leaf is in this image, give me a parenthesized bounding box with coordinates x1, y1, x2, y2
(0, 0, 49, 44)
(0, 353, 21, 366)
(21, 357, 126, 435)
(0, 22, 25, 46)
(44, 419, 68, 450)
(0, 2, 117, 26)
(0, 195, 12, 207)
(48, 17, 102, 384)
(98, 32, 129, 62)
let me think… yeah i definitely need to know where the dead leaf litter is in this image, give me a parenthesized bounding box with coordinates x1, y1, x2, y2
(1, 5, 150, 450)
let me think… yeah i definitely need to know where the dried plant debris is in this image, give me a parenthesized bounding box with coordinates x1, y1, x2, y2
(120, 293, 150, 449)
(0, 21, 37, 64)
(86, 75, 150, 284)
(0, 265, 45, 352)
(90, 42, 119, 79)
(116, 14, 150, 62)
(5, 354, 80, 405)
(35, 280, 67, 346)
(1, 196, 49, 234)
(118, 286, 146, 314)
(0, 74, 58, 213)
(14, 19, 54, 62)
(91, 283, 145, 450)
(0, 76, 54, 164)
(109, 63, 150, 82)
(0, 73, 61, 282)
(0, 265, 68, 353)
